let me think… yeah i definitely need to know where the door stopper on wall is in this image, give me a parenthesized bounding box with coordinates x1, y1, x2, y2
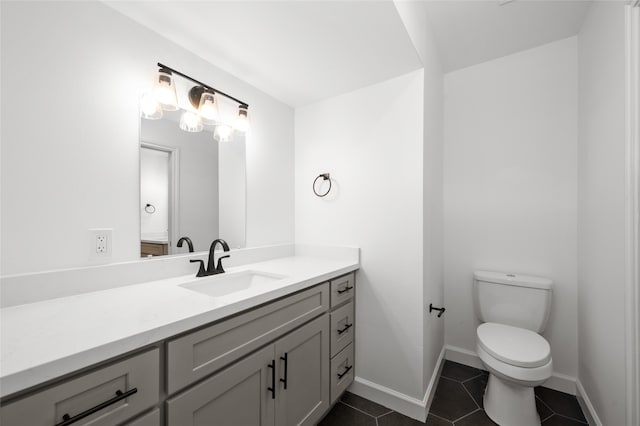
(429, 304, 446, 318)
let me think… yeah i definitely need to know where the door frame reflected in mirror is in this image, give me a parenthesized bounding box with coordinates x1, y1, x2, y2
(140, 141, 180, 256)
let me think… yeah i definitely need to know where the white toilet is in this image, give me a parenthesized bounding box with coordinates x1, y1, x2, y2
(474, 271, 553, 426)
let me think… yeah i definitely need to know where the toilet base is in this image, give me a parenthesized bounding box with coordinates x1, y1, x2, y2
(484, 373, 540, 426)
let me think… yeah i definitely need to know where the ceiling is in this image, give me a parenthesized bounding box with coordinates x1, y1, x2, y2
(106, 1, 423, 108)
(106, 0, 593, 108)
(423, 0, 592, 72)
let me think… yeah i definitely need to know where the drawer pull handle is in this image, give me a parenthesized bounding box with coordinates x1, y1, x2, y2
(280, 353, 288, 390)
(337, 323, 353, 335)
(267, 360, 276, 399)
(337, 286, 353, 294)
(337, 365, 353, 379)
(55, 388, 138, 426)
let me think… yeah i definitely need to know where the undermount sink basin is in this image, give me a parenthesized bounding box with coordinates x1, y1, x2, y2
(180, 270, 287, 298)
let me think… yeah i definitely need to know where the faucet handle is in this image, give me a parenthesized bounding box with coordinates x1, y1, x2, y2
(190, 259, 206, 277)
(216, 255, 230, 273)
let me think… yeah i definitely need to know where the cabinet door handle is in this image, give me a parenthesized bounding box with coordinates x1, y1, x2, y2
(337, 323, 353, 335)
(55, 388, 137, 426)
(267, 360, 276, 399)
(337, 286, 353, 294)
(337, 365, 353, 379)
(279, 353, 288, 390)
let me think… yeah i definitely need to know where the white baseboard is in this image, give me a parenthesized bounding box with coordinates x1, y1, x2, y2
(576, 380, 603, 426)
(444, 345, 577, 395)
(444, 344, 485, 369)
(425, 346, 447, 412)
(348, 346, 446, 421)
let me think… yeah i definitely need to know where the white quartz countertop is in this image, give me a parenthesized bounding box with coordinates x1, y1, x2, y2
(0, 254, 358, 398)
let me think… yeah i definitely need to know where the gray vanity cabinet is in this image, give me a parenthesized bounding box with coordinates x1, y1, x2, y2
(166, 345, 276, 426)
(166, 314, 329, 426)
(0, 271, 356, 426)
(274, 314, 330, 426)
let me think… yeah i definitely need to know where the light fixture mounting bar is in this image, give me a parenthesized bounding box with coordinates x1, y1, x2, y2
(157, 62, 249, 109)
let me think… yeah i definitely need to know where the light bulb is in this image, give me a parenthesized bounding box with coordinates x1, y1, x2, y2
(214, 124, 233, 142)
(198, 92, 219, 125)
(180, 111, 203, 132)
(140, 92, 162, 120)
(233, 105, 250, 133)
(154, 70, 178, 111)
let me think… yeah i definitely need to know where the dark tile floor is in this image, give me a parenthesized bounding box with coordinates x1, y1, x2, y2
(319, 361, 588, 426)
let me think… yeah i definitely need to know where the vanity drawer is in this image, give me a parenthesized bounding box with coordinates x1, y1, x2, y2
(330, 343, 355, 404)
(167, 283, 330, 394)
(0, 348, 160, 426)
(330, 300, 354, 357)
(330, 273, 355, 307)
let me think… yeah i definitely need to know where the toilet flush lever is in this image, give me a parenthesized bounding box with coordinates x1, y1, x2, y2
(429, 304, 446, 318)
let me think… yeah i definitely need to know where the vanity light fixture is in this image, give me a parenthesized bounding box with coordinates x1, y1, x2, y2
(179, 110, 204, 132)
(214, 123, 233, 142)
(141, 63, 250, 140)
(233, 105, 250, 133)
(139, 92, 163, 120)
(195, 90, 219, 125)
(153, 68, 179, 111)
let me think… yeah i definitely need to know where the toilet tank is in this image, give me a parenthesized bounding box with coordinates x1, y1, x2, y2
(474, 271, 553, 333)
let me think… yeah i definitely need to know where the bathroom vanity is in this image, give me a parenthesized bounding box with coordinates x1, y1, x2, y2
(0, 248, 358, 426)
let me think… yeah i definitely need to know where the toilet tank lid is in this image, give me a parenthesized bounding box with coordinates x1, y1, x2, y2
(474, 271, 553, 290)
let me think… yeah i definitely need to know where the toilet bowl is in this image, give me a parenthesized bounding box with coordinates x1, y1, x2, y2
(473, 271, 554, 426)
(477, 323, 552, 426)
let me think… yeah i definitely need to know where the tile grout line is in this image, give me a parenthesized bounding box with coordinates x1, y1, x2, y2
(439, 375, 461, 384)
(535, 394, 555, 417)
(428, 411, 454, 424)
(550, 412, 589, 425)
(451, 408, 483, 424)
(460, 372, 486, 384)
(376, 411, 393, 420)
(338, 401, 383, 420)
(460, 380, 482, 410)
(375, 409, 394, 419)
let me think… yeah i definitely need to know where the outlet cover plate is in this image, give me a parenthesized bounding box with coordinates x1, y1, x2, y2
(89, 228, 112, 259)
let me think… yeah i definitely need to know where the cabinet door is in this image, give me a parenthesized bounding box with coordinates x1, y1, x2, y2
(275, 315, 329, 426)
(166, 345, 275, 426)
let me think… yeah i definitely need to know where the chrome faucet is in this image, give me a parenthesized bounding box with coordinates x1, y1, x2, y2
(190, 238, 230, 277)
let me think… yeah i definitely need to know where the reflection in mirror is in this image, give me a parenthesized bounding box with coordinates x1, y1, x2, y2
(140, 110, 246, 257)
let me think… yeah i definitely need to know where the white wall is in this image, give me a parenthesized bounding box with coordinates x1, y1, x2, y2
(393, 0, 446, 397)
(295, 70, 425, 400)
(0, 1, 294, 275)
(443, 37, 579, 380)
(577, 2, 627, 424)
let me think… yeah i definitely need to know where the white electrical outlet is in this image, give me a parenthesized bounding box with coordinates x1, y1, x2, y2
(96, 235, 107, 253)
(89, 228, 112, 259)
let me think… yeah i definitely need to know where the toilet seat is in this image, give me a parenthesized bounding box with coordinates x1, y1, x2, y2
(477, 344, 552, 385)
(477, 323, 551, 368)
(476, 323, 553, 386)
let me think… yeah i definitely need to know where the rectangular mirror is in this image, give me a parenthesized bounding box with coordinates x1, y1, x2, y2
(140, 110, 246, 257)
